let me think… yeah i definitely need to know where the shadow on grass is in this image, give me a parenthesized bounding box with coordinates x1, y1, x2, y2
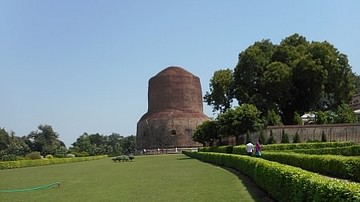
(177, 157, 193, 160)
(221, 166, 274, 202)
(183, 157, 274, 202)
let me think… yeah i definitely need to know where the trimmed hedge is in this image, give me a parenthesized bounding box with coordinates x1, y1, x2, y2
(184, 151, 360, 202)
(232, 142, 357, 155)
(0, 155, 108, 170)
(261, 152, 360, 182)
(199, 146, 233, 153)
(287, 145, 360, 156)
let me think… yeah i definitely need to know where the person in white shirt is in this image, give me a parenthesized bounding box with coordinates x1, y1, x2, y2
(245, 142, 254, 156)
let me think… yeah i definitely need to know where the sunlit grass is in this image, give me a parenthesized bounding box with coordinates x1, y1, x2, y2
(0, 154, 264, 202)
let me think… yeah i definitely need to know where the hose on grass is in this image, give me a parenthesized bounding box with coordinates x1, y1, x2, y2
(0, 182, 60, 193)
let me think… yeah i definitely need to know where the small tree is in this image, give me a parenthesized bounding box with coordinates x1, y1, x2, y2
(217, 104, 262, 145)
(293, 112, 303, 125)
(315, 111, 327, 124)
(281, 129, 289, 143)
(335, 103, 357, 123)
(267, 130, 276, 144)
(193, 120, 219, 146)
(321, 131, 327, 142)
(293, 132, 301, 143)
(265, 109, 283, 126)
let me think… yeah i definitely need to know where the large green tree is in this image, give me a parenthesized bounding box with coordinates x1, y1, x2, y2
(0, 128, 31, 159)
(353, 74, 360, 94)
(27, 125, 65, 156)
(234, 39, 276, 113)
(204, 69, 234, 113)
(233, 33, 355, 124)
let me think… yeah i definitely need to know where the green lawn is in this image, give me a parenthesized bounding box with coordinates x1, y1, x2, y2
(0, 154, 271, 202)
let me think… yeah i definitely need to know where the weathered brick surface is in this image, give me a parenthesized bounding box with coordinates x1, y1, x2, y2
(137, 66, 208, 149)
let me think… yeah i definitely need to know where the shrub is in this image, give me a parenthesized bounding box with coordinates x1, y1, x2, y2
(262, 142, 355, 151)
(261, 151, 360, 182)
(1, 154, 18, 161)
(0, 155, 108, 170)
(216, 146, 233, 154)
(66, 154, 75, 158)
(293, 111, 303, 125)
(204, 142, 358, 155)
(289, 145, 360, 156)
(267, 130, 276, 144)
(54, 153, 66, 158)
(70, 151, 89, 157)
(281, 130, 289, 143)
(45, 154, 54, 159)
(112, 155, 130, 162)
(233, 145, 247, 155)
(321, 131, 327, 142)
(293, 132, 301, 143)
(184, 151, 360, 201)
(26, 152, 42, 160)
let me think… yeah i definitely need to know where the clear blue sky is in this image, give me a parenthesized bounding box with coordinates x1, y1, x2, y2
(1, 1, 359, 147)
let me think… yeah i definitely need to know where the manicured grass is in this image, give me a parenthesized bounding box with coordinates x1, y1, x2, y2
(0, 154, 270, 202)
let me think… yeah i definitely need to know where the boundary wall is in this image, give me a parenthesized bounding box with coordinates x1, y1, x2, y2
(223, 124, 360, 145)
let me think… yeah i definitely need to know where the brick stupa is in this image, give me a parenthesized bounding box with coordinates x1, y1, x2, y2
(136, 66, 208, 150)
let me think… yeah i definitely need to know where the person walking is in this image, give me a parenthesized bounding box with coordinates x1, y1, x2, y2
(245, 142, 254, 156)
(255, 141, 262, 157)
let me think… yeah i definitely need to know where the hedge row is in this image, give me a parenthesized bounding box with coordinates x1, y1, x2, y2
(232, 142, 357, 154)
(286, 145, 360, 156)
(199, 145, 234, 153)
(184, 151, 360, 202)
(261, 152, 360, 182)
(0, 155, 108, 170)
(199, 142, 356, 155)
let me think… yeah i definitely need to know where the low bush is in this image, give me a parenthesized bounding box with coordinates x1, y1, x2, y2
(184, 151, 360, 202)
(70, 151, 89, 157)
(198, 146, 233, 153)
(1, 154, 18, 161)
(45, 154, 54, 159)
(66, 153, 76, 158)
(215, 146, 233, 154)
(261, 152, 360, 182)
(111, 155, 134, 162)
(0, 155, 108, 170)
(288, 145, 360, 156)
(54, 153, 66, 158)
(26, 152, 42, 160)
(231, 142, 356, 154)
(198, 147, 217, 152)
(262, 142, 356, 151)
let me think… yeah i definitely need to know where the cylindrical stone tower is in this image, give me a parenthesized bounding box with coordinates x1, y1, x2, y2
(136, 66, 208, 150)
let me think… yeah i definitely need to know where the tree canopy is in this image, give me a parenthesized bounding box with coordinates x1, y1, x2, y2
(217, 104, 263, 144)
(0, 124, 136, 161)
(27, 125, 65, 156)
(198, 33, 357, 146)
(204, 69, 234, 113)
(232, 33, 355, 124)
(192, 120, 219, 146)
(70, 133, 136, 156)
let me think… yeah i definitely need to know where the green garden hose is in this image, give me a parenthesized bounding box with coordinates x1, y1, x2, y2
(0, 182, 60, 193)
